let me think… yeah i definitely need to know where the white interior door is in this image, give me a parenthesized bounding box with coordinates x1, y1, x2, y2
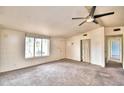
(107, 37, 122, 63)
(82, 39, 90, 63)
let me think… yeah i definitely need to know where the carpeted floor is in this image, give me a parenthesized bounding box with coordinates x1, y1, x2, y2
(0, 59, 124, 86)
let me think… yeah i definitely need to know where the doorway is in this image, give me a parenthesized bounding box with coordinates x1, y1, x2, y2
(80, 39, 91, 63)
(106, 36, 123, 67)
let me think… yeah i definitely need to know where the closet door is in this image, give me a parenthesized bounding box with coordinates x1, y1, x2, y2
(82, 39, 91, 63)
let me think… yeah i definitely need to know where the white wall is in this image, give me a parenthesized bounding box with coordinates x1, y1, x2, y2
(123, 31, 124, 69)
(66, 27, 105, 67)
(1, 26, 124, 72)
(0, 29, 66, 72)
(105, 26, 124, 36)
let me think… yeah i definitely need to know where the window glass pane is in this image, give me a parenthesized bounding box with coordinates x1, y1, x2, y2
(35, 38, 42, 57)
(111, 39, 120, 60)
(25, 37, 34, 58)
(42, 39, 50, 56)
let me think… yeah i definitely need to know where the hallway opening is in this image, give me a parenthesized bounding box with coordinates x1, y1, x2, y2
(106, 35, 123, 68)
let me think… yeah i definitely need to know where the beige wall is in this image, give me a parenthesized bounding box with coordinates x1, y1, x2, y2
(1, 26, 124, 72)
(0, 31, 1, 66)
(123, 32, 124, 69)
(0, 29, 66, 72)
(105, 26, 124, 36)
(66, 27, 105, 67)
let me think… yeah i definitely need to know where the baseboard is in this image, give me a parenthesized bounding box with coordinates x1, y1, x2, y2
(0, 58, 66, 74)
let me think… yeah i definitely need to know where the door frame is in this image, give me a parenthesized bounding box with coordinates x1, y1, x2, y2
(106, 35, 123, 63)
(80, 40, 83, 62)
(80, 39, 91, 63)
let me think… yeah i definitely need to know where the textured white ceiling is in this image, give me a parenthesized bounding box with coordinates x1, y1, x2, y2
(0, 6, 123, 37)
(94, 6, 124, 27)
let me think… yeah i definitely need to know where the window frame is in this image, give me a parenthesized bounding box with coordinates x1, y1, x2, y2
(25, 35, 50, 59)
(25, 36, 35, 59)
(34, 38, 42, 57)
(42, 39, 50, 57)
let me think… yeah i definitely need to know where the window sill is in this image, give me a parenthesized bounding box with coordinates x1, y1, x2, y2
(25, 55, 50, 60)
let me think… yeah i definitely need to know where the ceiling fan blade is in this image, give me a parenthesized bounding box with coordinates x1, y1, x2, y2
(72, 17, 85, 20)
(94, 12, 114, 18)
(89, 6, 96, 17)
(79, 20, 86, 26)
(93, 20, 99, 24)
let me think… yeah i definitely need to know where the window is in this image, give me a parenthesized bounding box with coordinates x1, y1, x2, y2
(111, 39, 120, 60)
(25, 36, 50, 58)
(35, 38, 42, 57)
(42, 39, 50, 56)
(25, 37, 34, 58)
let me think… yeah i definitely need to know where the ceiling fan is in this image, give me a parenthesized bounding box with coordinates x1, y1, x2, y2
(72, 6, 114, 26)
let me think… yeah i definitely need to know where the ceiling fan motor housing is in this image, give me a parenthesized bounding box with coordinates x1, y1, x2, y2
(86, 16, 94, 22)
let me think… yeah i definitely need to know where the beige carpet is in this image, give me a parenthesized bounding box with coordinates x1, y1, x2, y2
(0, 59, 124, 86)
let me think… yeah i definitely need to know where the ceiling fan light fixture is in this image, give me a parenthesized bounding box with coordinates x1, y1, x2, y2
(86, 17, 94, 22)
